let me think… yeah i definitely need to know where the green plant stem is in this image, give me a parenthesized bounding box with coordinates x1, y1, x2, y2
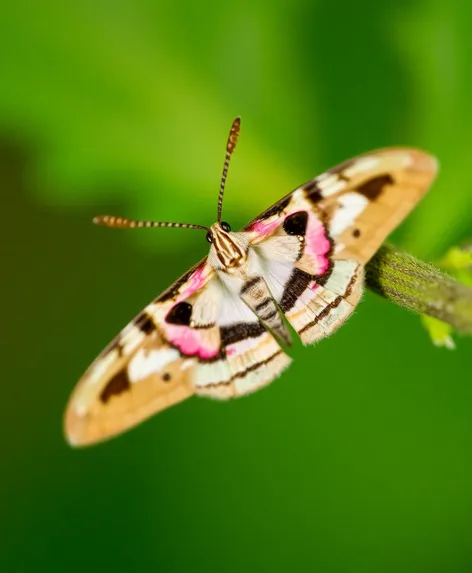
(365, 244, 472, 334)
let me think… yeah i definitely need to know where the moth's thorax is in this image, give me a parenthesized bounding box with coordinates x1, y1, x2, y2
(208, 224, 248, 272)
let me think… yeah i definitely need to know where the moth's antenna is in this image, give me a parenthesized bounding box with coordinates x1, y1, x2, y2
(217, 117, 241, 222)
(93, 215, 209, 232)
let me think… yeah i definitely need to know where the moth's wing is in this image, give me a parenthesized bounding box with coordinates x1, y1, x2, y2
(243, 147, 437, 342)
(65, 257, 291, 446)
(248, 212, 364, 345)
(276, 259, 365, 345)
(64, 258, 210, 447)
(244, 147, 438, 264)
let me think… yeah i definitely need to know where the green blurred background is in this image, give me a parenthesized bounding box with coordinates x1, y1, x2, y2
(2, 1, 472, 572)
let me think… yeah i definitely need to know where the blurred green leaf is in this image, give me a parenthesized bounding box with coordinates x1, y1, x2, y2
(421, 315, 456, 349)
(420, 244, 472, 348)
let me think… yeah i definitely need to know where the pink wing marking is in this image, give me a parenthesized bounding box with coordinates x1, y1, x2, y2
(303, 215, 332, 276)
(165, 324, 220, 359)
(251, 205, 331, 277)
(250, 219, 281, 235)
(226, 346, 237, 357)
(175, 265, 209, 304)
(160, 263, 221, 360)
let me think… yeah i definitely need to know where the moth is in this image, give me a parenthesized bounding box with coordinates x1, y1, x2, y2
(64, 118, 437, 446)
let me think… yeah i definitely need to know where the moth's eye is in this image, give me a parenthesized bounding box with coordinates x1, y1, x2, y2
(206, 231, 213, 243)
(220, 221, 231, 232)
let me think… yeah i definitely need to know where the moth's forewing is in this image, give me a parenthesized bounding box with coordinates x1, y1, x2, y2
(246, 148, 438, 264)
(64, 260, 212, 446)
(64, 326, 195, 447)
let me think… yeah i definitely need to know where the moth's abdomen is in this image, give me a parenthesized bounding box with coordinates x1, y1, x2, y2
(240, 276, 292, 347)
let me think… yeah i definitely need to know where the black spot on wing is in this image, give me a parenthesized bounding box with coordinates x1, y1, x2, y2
(303, 180, 318, 192)
(166, 302, 193, 326)
(283, 211, 308, 236)
(134, 312, 155, 334)
(357, 174, 394, 200)
(220, 322, 266, 346)
(100, 370, 131, 404)
(303, 180, 323, 203)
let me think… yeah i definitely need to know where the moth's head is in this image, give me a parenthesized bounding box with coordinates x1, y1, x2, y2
(207, 220, 248, 270)
(206, 221, 231, 244)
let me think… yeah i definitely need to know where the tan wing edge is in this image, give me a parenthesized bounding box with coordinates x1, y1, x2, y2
(64, 331, 195, 447)
(330, 148, 438, 264)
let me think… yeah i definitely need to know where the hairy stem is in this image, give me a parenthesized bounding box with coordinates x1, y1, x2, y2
(365, 244, 472, 334)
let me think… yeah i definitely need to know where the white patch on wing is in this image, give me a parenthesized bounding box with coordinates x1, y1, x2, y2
(75, 402, 88, 417)
(226, 335, 261, 356)
(217, 272, 259, 326)
(128, 347, 180, 382)
(233, 352, 291, 396)
(316, 174, 346, 196)
(315, 172, 330, 183)
(191, 280, 221, 325)
(87, 350, 118, 386)
(330, 192, 369, 236)
(253, 240, 296, 301)
(195, 360, 231, 388)
(120, 326, 146, 356)
(323, 260, 359, 295)
(181, 360, 195, 371)
(344, 156, 379, 177)
(260, 259, 294, 300)
(227, 331, 279, 363)
(146, 302, 168, 324)
(256, 234, 299, 264)
(291, 188, 305, 201)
